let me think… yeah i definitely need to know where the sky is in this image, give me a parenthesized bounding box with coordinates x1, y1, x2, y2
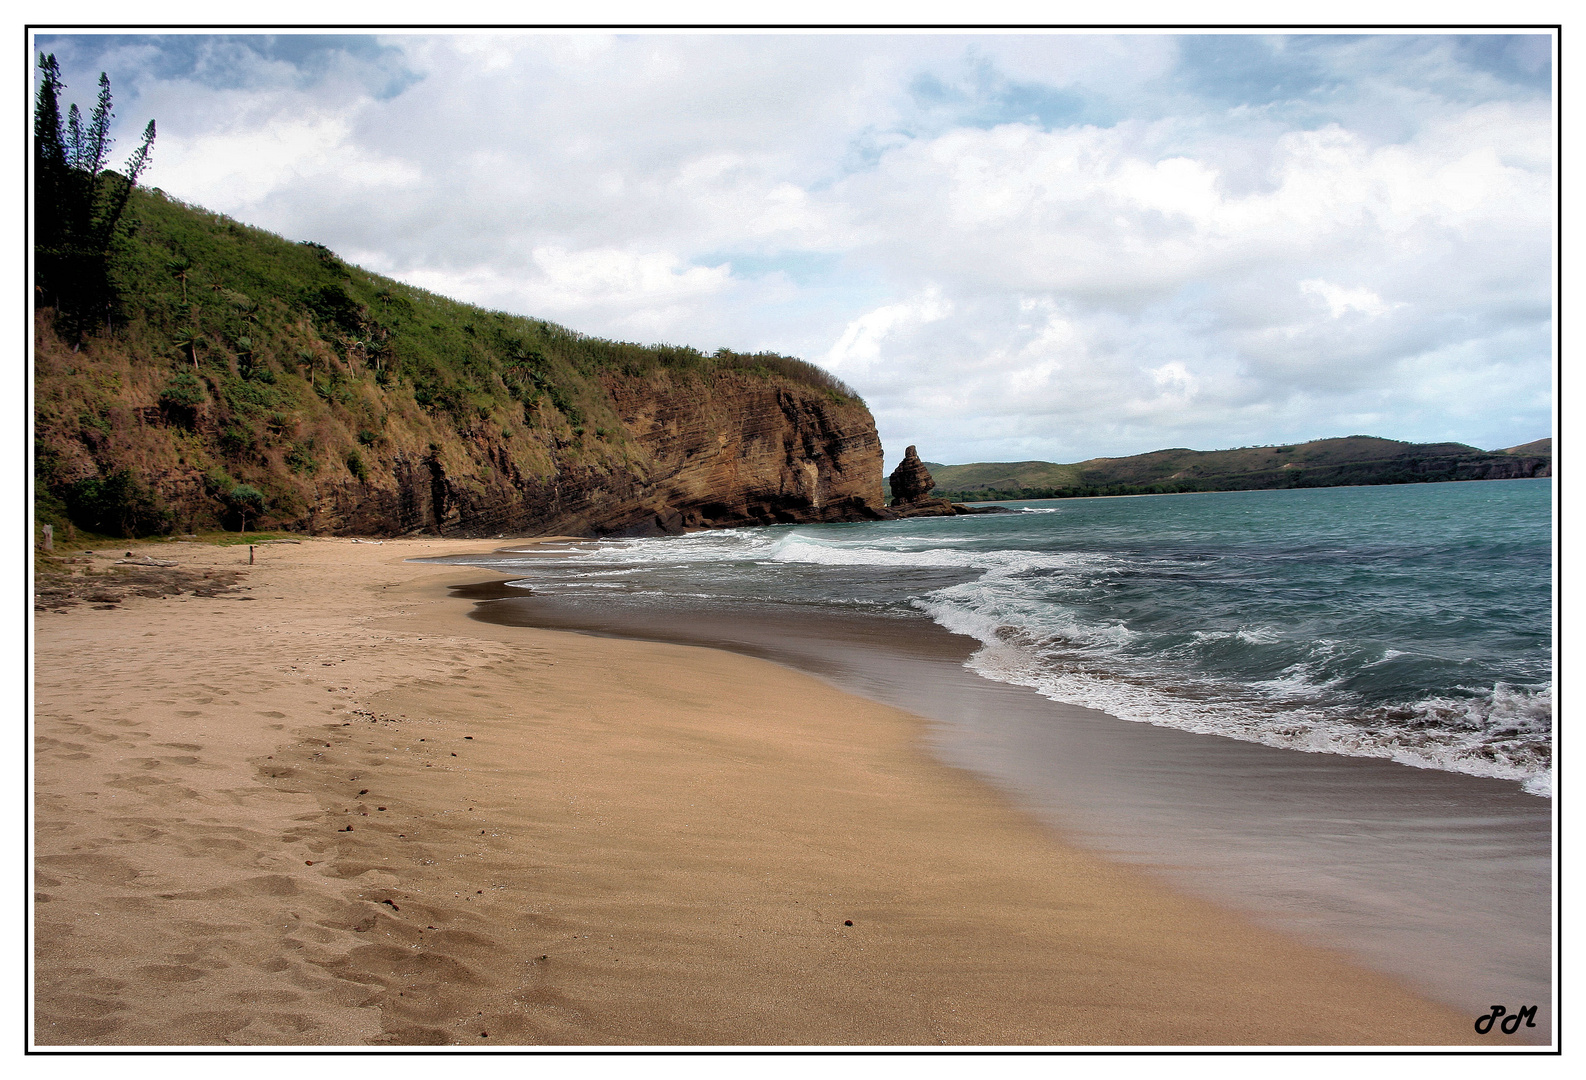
(32, 29, 1557, 470)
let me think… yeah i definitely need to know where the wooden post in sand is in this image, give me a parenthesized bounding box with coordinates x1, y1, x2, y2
(42, 524, 53, 551)
(249, 545, 255, 565)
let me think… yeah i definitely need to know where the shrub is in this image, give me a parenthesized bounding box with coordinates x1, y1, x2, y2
(62, 468, 170, 537)
(285, 441, 318, 475)
(159, 372, 207, 408)
(219, 426, 256, 458)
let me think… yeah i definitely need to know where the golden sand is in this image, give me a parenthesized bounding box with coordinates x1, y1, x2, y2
(32, 536, 1480, 1046)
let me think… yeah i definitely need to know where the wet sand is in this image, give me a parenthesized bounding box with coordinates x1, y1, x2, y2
(464, 584, 1553, 1037)
(33, 537, 1492, 1046)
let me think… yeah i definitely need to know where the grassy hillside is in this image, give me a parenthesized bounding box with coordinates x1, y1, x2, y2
(930, 435, 1552, 502)
(34, 186, 861, 540)
(922, 460, 1082, 493)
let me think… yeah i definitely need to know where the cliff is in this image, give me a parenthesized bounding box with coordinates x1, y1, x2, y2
(33, 189, 886, 539)
(291, 369, 887, 537)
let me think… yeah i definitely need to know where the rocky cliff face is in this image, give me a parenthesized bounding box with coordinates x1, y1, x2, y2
(34, 313, 889, 539)
(361, 371, 890, 538)
(1453, 455, 1551, 481)
(594, 372, 886, 535)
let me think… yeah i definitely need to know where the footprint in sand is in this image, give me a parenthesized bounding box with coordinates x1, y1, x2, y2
(135, 964, 205, 984)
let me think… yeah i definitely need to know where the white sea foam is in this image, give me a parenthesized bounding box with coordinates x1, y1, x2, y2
(1191, 626, 1283, 646)
(765, 533, 1099, 577)
(915, 586, 1552, 796)
(476, 514, 1553, 796)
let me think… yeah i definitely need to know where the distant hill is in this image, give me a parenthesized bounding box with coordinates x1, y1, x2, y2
(928, 435, 1552, 502)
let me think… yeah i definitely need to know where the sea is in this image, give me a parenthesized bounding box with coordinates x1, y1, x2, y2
(426, 476, 1555, 1029)
(447, 478, 1553, 797)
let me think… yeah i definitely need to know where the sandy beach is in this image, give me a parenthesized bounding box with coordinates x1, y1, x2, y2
(32, 535, 1485, 1047)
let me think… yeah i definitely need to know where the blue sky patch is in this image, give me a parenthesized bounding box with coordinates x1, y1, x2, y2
(36, 33, 422, 100)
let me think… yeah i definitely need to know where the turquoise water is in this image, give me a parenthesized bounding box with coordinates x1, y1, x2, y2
(457, 479, 1554, 795)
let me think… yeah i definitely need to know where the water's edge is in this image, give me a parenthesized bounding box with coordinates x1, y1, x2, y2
(451, 577, 1553, 1040)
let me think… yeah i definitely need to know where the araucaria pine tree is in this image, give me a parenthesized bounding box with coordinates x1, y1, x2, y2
(34, 53, 155, 339)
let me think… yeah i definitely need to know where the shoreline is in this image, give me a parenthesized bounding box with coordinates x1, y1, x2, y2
(454, 571, 1552, 1030)
(34, 536, 1491, 1046)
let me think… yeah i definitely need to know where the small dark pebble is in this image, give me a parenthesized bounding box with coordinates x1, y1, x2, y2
(480, 1032, 488, 1038)
(359, 789, 369, 795)
(844, 920, 853, 926)
(378, 806, 387, 811)
(451, 753, 457, 757)
(464, 736, 473, 740)
(305, 860, 314, 865)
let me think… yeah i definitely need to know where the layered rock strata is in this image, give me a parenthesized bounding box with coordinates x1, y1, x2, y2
(283, 374, 889, 537)
(884, 444, 1008, 518)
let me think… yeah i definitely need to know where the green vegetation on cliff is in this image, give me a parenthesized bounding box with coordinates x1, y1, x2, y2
(34, 182, 863, 540)
(928, 435, 1552, 503)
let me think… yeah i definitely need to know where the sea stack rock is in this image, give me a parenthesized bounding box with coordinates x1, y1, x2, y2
(882, 445, 1015, 518)
(888, 446, 936, 505)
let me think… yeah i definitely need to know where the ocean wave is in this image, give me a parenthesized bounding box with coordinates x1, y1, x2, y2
(766, 534, 1100, 576)
(469, 500, 1552, 797)
(1191, 626, 1283, 646)
(918, 587, 1552, 796)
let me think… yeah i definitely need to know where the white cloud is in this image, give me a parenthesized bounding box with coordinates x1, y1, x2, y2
(1150, 360, 1198, 397)
(826, 288, 951, 373)
(396, 248, 735, 340)
(58, 31, 1551, 466)
(157, 111, 422, 209)
(1299, 279, 1399, 319)
(528, 247, 732, 309)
